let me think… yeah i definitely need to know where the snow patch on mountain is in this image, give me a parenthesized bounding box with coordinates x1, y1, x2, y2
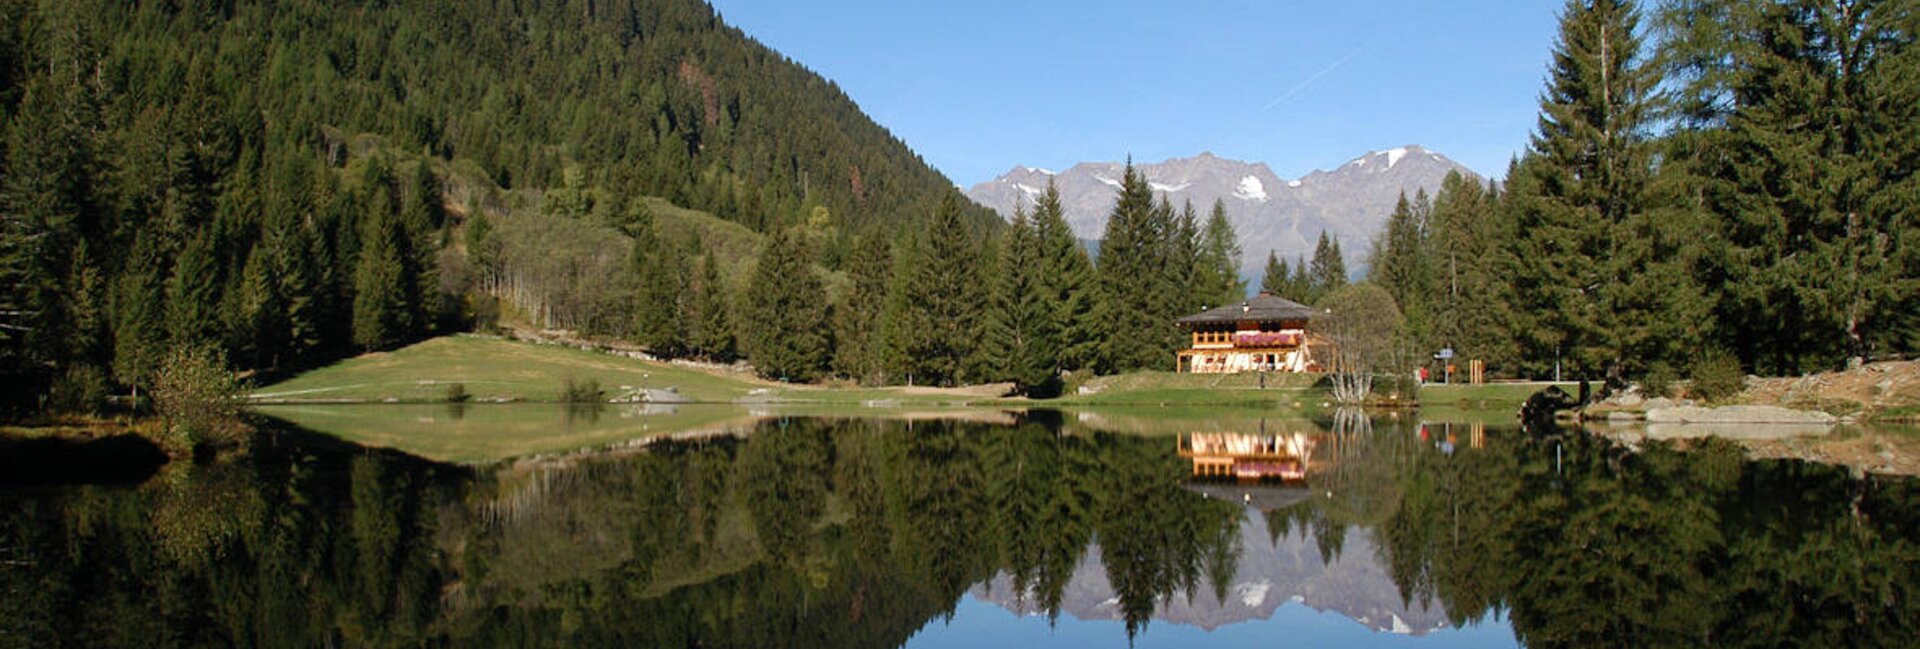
(1094, 175, 1123, 189)
(1150, 181, 1192, 193)
(1237, 580, 1272, 608)
(1013, 183, 1041, 198)
(1385, 147, 1409, 169)
(1287, 179, 1303, 188)
(1234, 175, 1269, 202)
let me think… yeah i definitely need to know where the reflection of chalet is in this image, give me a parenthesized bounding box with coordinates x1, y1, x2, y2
(1177, 431, 1316, 482)
(1174, 292, 1320, 373)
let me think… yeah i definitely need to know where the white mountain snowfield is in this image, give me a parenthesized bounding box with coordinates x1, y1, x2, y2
(965, 146, 1480, 286)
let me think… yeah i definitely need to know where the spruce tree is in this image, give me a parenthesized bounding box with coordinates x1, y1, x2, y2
(890, 195, 987, 386)
(741, 227, 829, 382)
(166, 233, 223, 345)
(1660, 0, 1919, 371)
(352, 209, 413, 352)
(989, 208, 1060, 395)
(832, 232, 894, 382)
(633, 237, 688, 356)
(1308, 231, 1348, 304)
(1092, 162, 1181, 373)
(686, 252, 736, 363)
(1196, 199, 1246, 307)
(1260, 251, 1288, 296)
(1505, 0, 1690, 380)
(112, 234, 166, 398)
(1031, 180, 1097, 373)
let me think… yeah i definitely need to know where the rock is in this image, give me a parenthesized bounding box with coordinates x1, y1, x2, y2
(1607, 411, 1642, 422)
(641, 388, 690, 404)
(1643, 422, 1834, 440)
(1610, 393, 1645, 408)
(1645, 405, 1838, 424)
(1643, 397, 1676, 410)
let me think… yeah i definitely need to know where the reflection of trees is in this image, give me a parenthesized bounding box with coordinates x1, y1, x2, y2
(9, 417, 1918, 646)
(1376, 428, 1920, 647)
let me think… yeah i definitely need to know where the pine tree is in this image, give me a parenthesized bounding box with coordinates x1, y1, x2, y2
(1195, 199, 1245, 307)
(1092, 162, 1181, 373)
(1505, 0, 1687, 380)
(832, 232, 894, 383)
(988, 208, 1060, 395)
(1031, 180, 1097, 373)
(1369, 191, 1436, 352)
(633, 237, 688, 356)
(686, 252, 736, 363)
(352, 209, 413, 352)
(889, 195, 988, 386)
(1660, 0, 1919, 372)
(1308, 231, 1348, 304)
(741, 227, 829, 381)
(167, 233, 223, 346)
(112, 234, 166, 397)
(1261, 251, 1288, 296)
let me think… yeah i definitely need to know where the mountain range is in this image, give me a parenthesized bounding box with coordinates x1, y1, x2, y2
(965, 146, 1480, 284)
(970, 507, 1451, 636)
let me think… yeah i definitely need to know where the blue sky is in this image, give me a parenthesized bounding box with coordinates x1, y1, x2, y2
(708, 1, 1564, 186)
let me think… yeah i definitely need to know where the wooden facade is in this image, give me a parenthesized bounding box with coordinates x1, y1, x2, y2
(1174, 292, 1320, 373)
(1177, 431, 1317, 482)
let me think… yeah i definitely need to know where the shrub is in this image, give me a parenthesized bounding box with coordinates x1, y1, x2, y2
(560, 376, 602, 403)
(152, 344, 247, 451)
(445, 382, 470, 403)
(1641, 362, 1679, 399)
(47, 364, 111, 416)
(1688, 350, 1746, 403)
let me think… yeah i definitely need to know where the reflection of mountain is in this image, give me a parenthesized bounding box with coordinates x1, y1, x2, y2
(973, 510, 1449, 635)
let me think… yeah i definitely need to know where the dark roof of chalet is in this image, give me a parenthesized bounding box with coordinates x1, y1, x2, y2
(1175, 292, 1316, 326)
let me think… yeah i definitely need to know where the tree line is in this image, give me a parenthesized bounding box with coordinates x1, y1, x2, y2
(4, 0, 1916, 415)
(1280, 0, 1919, 386)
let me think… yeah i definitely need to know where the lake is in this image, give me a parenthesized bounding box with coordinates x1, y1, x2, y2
(3, 409, 1917, 647)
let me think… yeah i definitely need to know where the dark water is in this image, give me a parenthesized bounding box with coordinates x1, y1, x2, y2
(3, 414, 1918, 648)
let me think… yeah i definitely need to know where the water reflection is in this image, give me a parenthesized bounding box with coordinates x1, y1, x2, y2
(3, 414, 1917, 647)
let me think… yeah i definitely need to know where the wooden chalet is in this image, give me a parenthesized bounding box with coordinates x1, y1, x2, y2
(1177, 431, 1317, 482)
(1174, 292, 1319, 373)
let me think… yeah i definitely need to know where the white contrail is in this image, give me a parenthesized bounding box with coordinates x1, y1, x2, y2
(1260, 48, 1362, 112)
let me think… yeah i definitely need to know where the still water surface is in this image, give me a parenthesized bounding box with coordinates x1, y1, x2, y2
(3, 411, 1916, 647)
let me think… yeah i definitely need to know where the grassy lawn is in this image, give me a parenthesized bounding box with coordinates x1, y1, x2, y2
(1418, 381, 1569, 412)
(254, 403, 762, 464)
(252, 335, 766, 403)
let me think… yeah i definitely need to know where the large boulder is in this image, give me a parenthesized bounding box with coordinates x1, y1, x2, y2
(1644, 405, 1837, 424)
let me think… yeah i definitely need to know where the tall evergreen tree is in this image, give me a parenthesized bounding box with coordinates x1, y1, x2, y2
(1659, 0, 1919, 372)
(1504, 0, 1697, 380)
(686, 251, 736, 363)
(1031, 180, 1097, 373)
(889, 195, 988, 386)
(1261, 251, 1288, 296)
(1195, 199, 1246, 307)
(986, 208, 1061, 395)
(166, 233, 223, 345)
(633, 237, 688, 356)
(833, 232, 895, 383)
(1092, 162, 1181, 373)
(351, 208, 414, 352)
(741, 227, 829, 381)
(1307, 231, 1348, 304)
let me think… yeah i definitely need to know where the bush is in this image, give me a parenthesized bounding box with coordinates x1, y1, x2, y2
(445, 382, 471, 403)
(152, 344, 247, 451)
(1688, 350, 1746, 403)
(1641, 362, 1679, 399)
(47, 364, 111, 416)
(560, 376, 602, 403)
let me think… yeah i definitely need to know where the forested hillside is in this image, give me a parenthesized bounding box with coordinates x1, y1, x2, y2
(0, 0, 991, 412)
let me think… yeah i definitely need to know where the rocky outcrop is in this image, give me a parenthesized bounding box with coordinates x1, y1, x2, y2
(1644, 405, 1838, 425)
